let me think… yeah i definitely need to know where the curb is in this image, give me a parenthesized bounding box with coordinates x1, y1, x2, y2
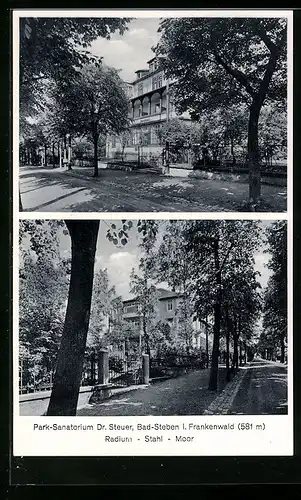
(77, 384, 149, 413)
(203, 366, 248, 415)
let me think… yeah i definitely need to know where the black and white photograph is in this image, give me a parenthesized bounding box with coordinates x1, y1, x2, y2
(18, 219, 288, 417)
(17, 14, 289, 213)
(12, 10, 293, 460)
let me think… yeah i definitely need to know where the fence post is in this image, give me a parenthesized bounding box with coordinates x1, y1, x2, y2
(90, 348, 96, 385)
(142, 354, 150, 385)
(98, 349, 109, 385)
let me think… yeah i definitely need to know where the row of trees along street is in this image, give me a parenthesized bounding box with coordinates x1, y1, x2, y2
(20, 17, 287, 210)
(20, 17, 131, 186)
(19, 219, 287, 415)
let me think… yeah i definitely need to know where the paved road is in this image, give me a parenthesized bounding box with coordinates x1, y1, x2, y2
(77, 368, 228, 416)
(19, 166, 287, 212)
(229, 359, 288, 415)
(19, 387, 94, 416)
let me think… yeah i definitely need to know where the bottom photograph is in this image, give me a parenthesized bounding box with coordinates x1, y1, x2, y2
(18, 218, 288, 418)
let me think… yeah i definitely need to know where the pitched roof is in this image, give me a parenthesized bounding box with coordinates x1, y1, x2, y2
(156, 288, 182, 300)
(122, 288, 182, 304)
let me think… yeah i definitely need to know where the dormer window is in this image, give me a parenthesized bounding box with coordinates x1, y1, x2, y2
(152, 74, 163, 90)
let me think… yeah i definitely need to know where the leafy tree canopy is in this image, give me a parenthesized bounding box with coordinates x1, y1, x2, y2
(155, 17, 287, 118)
(20, 17, 131, 117)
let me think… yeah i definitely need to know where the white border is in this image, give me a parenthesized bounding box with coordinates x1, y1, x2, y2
(13, 9, 293, 457)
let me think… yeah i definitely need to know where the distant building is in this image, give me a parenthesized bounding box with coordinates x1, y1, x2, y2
(106, 56, 191, 165)
(122, 287, 207, 352)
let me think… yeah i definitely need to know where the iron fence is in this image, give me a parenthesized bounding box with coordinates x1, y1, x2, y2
(150, 353, 206, 379)
(108, 352, 143, 387)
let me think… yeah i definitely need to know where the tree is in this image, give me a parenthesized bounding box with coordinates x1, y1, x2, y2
(50, 64, 129, 176)
(258, 105, 287, 166)
(19, 220, 70, 389)
(148, 220, 197, 353)
(129, 268, 158, 356)
(185, 220, 261, 390)
(47, 220, 99, 416)
(156, 17, 287, 206)
(19, 219, 163, 415)
(222, 261, 262, 379)
(87, 268, 118, 350)
(262, 221, 287, 362)
(20, 17, 130, 119)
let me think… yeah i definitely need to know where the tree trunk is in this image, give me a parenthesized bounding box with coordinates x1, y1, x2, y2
(205, 316, 209, 369)
(52, 143, 55, 168)
(280, 335, 285, 364)
(225, 308, 231, 382)
(59, 141, 63, 168)
(68, 135, 72, 170)
(230, 138, 236, 166)
(47, 220, 100, 416)
(232, 333, 239, 371)
(239, 342, 243, 366)
(44, 145, 47, 167)
(208, 238, 222, 391)
(63, 135, 67, 167)
(247, 100, 261, 206)
(226, 329, 230, 382)
(93, 134, 99, 177)
(143, 315, 150, 356)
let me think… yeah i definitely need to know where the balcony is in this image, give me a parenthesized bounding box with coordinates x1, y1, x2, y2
(132, 111, 167, 125)
(123, 311, 141, 319)
(131, 108, 178, 126)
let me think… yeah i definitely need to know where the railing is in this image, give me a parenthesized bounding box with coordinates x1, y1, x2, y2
(108, 352, 143, 387)
(107, 151, 162, 169)
(150, 354, 206, 380)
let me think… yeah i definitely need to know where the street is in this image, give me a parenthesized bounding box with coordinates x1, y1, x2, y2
(77, 359, 288, 416)
(230, 359, 288, 415)
(19, 166, 287, 212)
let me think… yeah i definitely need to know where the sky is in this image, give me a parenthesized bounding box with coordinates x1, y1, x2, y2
(56, 220, 274, 300)
(89, 18, 161, 82)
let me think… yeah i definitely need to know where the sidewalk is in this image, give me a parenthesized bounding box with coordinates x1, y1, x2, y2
(20, 166, 287, 212)
(77, 367, 235, 416)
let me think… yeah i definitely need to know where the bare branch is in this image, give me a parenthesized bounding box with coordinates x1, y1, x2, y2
(213, 52, 256, 98)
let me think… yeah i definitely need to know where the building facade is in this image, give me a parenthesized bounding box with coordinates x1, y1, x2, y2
(122, 288, 206, 352)
(106, 56, 190, 164)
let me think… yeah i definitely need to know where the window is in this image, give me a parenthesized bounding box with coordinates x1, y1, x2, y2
(152, 76, 158, 90)
(141, 128, 151, 145)
(167, 300, 173, 311)
(124, 304, 138, 314)
(133, 130, 140, 145)
(138, 83, 144, 96)
(152, 74, 163, 90)
(130, 319, 140, 328)
(151, 125, 160, 145)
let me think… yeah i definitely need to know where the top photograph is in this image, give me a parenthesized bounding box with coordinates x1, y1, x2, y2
(16, 12, 290, 213)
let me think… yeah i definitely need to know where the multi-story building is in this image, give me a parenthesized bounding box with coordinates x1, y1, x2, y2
(122, 288, 206, 352)
(106, 56, 190, 164)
